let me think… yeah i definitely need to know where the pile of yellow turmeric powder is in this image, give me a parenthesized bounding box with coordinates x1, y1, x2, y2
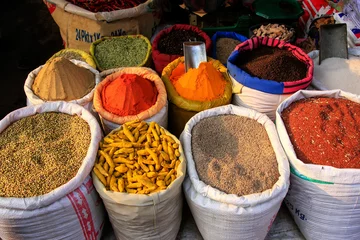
(170, 62, 226, 101)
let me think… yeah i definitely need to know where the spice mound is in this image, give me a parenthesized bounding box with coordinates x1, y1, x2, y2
(93, 120, 182, 194)
(94, 37, 149, 70)
(170, 62, 226, 101)
(102, 74, 158, 116)
(216, 38, 242, 65)
(0, 112, 91, 198)
(69, 0, 147, 13)
(158, 30, 205, 55)
(32, 57, 95, 101)
(282, 97, 360, 169)
(191, 115, 279, 196)
(252, 24, 295, 42)
(235, 46, 308, 82)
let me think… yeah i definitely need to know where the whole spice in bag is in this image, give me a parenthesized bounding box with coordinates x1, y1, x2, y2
(216, 38, 242, 65)
(69, 0, 147, 13)
(101, 73, 158, 116)
(158, 30, 205, 55)
(94, 37, 149, 70)
(0, 112, 91, 198)
(235, 46, 307, 82)
(32, 57, 95, 101)
(252, 24, 295, 42)
(191, 115, 279, 196)
(169, 62, 226, 101)
(93, 120, 182, 194)
(282, 97, 360, 169)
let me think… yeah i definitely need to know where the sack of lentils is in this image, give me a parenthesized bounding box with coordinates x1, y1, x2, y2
(0, 102, 105, 240)
(180, 104, 290, 240)
(48, 48, 97, 68)
(24, 57, 100, 116)
(161, 56, 232, 137)
(227, 37, 314, 121)
(90, 35, 151, 71)
(152, 24, 211, 74)
(276, 89, 360, 240)
(93, 67, 168, 134)
(92, 120, 186, 240)
(210, 31, 248, 66)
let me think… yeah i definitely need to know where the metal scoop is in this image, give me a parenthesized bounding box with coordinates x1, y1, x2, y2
(319, 24, 348, 64)
(183, 41, 207, 72)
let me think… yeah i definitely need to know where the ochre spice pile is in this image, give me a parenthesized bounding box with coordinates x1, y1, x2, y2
(282, 97, 360, 168)
(0, 112, 91, 198)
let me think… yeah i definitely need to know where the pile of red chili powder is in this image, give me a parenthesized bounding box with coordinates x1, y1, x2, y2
(101, 74, 158, 116)
(282, 97, 360, 168)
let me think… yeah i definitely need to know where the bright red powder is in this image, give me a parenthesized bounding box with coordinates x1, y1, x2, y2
(101, 74, 158, 116)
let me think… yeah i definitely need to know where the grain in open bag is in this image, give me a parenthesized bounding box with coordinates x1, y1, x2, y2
(92, 120, 186, 240)
(227, 37, 314, 121)
(48, 48, 97, 68)
(161, 57, 232, 137)
(276, 89, 360, 240)
(24, 58, 100, 116)
(93, 67, 168, 134)
(181, 104, 290, 240)
(0, 102, 105, 240)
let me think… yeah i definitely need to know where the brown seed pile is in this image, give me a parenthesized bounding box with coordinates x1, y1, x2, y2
(0, 112, 91, 198)
(216, 38, 242, 65)
(235, 46, 308, 82)
(191, 115, 279, 196)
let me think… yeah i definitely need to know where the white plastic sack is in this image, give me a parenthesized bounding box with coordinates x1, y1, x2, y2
(0, 102, 105, 240)
(231, 77, 292, 121)
(47, 0, 153, 22)
(100, 101, 168, 135)
(92, 129, 186, 240)
(276, 89, 360, 240)
(180, 104, 290, 240)
(24, 59, 100, 116)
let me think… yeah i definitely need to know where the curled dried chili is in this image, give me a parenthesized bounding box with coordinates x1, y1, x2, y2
(282, 97, 360, 169)
(69, 0, 147, 13)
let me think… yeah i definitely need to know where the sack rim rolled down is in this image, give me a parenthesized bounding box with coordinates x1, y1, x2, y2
(0, 102, 102, 210)
(48, 48, 97, 69)
(180, 104, 290, 207)
(275, 89, 360, 184)
(89, 35, 152, 72)
(152, 24, 212, 73)
(210, 31, 248, 66)
(92, 126, 186, 205)
(93, 67, 167, 125)
(227, 36, 314, 94)
(161, 56, 233, 112)
(24, 59, 100, 106)
(46, 0, 154, 22)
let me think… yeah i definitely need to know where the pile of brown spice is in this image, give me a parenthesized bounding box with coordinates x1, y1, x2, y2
(282, 97, 360, 169)
(0, 112, 91, 198)
(191, 115, 279, 196)
(235, 46, 308, 82)
(32, 57, 95, 101)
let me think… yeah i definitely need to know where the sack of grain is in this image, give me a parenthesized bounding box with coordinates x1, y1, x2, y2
(92, 122, 186, 240)
(43, 0, 159, 52)
(90, 35, 152, 71)
(276, 89, 360, 240)
(152, 24, 211, 74)
(228, 37, 314, 121)
(210, 31, 248, 66)
(48, 48, 97, 68)
(24, 59, 100, 116)
(93, 67, 168, 134)
(181, 104, 290, 240)
(161, 57, 232, 137)
(0, 102, 105, 240)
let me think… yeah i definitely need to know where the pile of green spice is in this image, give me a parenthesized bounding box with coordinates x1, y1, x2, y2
(94, 37, 149, 70)
(0, 112, 91, 198)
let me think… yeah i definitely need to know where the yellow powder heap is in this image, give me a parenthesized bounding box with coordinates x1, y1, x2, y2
(171, 62, 226, 101)
(32, 57, 95, 101)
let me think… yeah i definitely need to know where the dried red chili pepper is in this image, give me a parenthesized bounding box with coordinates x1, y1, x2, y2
(282, 97, 360, 169)
(69, 0, 147, 13)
